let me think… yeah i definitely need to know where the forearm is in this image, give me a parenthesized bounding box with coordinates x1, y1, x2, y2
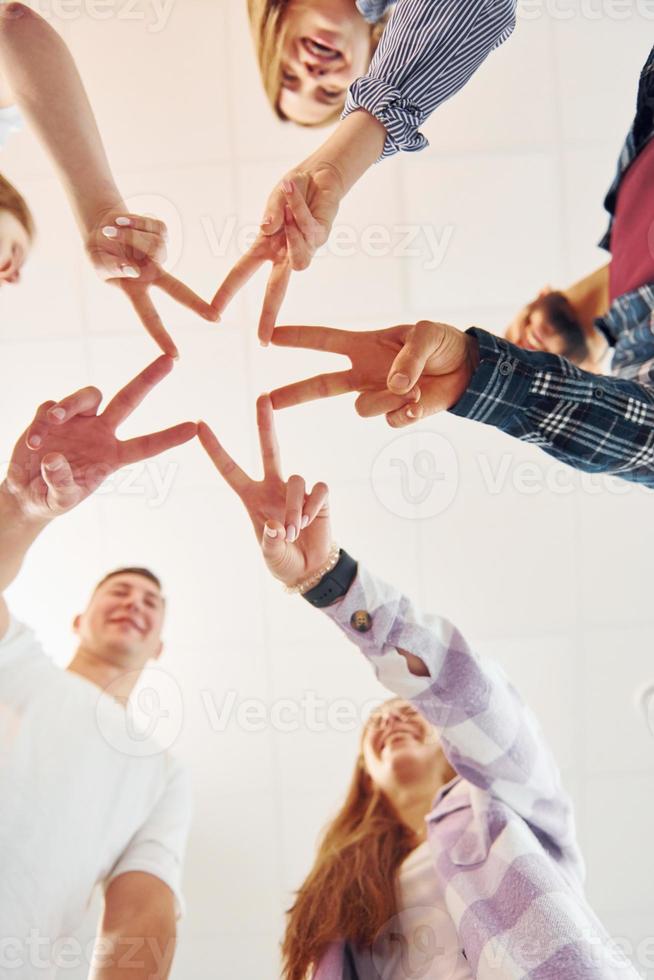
(451, 327, 654, 486)
(0, 484, 48, 594)
(319, 562, 572, 841)
(563, 263, 610, 331)
(303, 110, 387, 196)
(89, 923, 176, 980)
(0, 4, 121, 231)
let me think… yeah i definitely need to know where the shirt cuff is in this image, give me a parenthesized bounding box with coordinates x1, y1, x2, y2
(342, 79, 429, 160)
(320, 565, 443, 696)
(448, 327, 536, 429)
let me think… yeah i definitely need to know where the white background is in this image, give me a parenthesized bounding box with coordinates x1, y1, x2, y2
(2, 0, 654, 976)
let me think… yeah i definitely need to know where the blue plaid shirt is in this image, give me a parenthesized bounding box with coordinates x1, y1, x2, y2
(450, 329, 654, 487)
(450, 45, 654, 488)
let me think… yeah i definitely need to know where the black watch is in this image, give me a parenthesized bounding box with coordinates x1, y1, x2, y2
(302, 549, 358, 608)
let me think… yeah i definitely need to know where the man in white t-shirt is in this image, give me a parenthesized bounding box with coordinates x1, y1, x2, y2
(0, 355, 197, 980)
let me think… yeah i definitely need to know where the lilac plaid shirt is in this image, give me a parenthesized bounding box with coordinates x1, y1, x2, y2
(313, 565, 638, 979)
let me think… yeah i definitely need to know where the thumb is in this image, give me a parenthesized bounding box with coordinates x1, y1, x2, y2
(261, 519, 289, 570)
(41, 454, 81, 512)
(387, 322, 443, 394)
(260, 184, 288, 237)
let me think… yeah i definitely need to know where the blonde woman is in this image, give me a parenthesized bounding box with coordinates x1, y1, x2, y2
(0, 3, 216, 355)
(198, 397, 637, 980)
(214, 0, 517, 340)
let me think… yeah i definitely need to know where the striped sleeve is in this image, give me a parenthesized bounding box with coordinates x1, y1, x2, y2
(449, 327, 654, 487)
(320, 564, 576, 850)
(344, 0, 517, 159)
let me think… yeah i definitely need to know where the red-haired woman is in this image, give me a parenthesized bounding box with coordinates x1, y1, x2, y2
(214, 0, 517, 341)
(198, 396, 638, 980)
(0, 3, 215, 354)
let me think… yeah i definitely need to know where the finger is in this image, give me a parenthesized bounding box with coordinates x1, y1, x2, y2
(25, 400, 56, 450)
(41, 453, 82, 511)
(386, 402, 424, 429)
(120, 281, 179, 359)
(301, 481, 329, 528)
(258, 261, 291, 345)
(261, 183, 290, 236)
(101, 226, 166, 264)
(283, 180, 320, 245)
(284, 474, 306, 543)
(354, 386, 421, 419)
(46, 386, 103, 425)
(211, 250, 266, 316)
(197, 420, 251, 495)
(284, 205, 312, 272)
(112, 215, 167, 237)
(261, 519, 288, 566)
(387, 322, 444, 394)
(154, 270, 219, 322)
(269, 371, 354, 410)
(102, 355, 175, 429)
(256, 394, 283, 480)
(271, 324, 352, 356)
(120, 421, 198, 464)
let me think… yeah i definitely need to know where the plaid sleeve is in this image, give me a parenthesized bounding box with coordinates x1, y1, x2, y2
(321, 565, 576, 852)
(449, 327, 654, 486)
(342, 0, 516, 159)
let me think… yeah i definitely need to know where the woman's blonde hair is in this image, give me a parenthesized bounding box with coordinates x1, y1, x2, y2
(281, 699, 455, 980)
(247, 0, 387, 126)
(0, 172, 34, 239)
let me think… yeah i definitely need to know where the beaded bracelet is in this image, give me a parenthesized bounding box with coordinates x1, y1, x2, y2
(285, 543, 341, 595)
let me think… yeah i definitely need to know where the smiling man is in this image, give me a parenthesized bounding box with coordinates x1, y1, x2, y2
(0, 356, 195, 980)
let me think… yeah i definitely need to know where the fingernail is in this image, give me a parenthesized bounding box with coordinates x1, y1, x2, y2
(121, 266, 140, 278)
(29, 435, 41, 448)
(261, 215, 272, 227)
(281, 180, 294, 195)
(115, 217, 131, 227)
(407, 408, 416, 419)
(102, 226, 118, 239)
(45, 456, 62, 470)
(390, 373, 411, 391)
(48, 407, 66, 421)
(260, 340, 269, 348)
(286, 524, 297, 543)
(301, 515, 309, 529)
(264, 524, 277, 538)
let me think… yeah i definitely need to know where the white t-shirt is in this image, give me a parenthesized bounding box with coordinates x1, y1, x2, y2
(0, 617, 192, 979)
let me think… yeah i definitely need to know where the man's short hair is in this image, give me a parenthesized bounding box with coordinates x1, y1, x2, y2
(95, 567, 162, 592)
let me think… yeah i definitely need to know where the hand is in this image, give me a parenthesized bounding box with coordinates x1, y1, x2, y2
(211, 164, 344, 344)
(198, 395, 331, 587)
(2, 356, 197, 523)
(86, 207, 219, 358)
(268, 320, 479, 427)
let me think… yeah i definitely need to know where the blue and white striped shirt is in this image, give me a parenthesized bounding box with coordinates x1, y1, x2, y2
(344, 0, 517, 158)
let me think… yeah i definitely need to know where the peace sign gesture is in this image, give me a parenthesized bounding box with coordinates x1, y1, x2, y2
(87, 209, 218, 359)
(268, 320, 479, 427)
(198, 396, 331, 588)
(210, 165, 344, 345)
(4, 356, 196, 522)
